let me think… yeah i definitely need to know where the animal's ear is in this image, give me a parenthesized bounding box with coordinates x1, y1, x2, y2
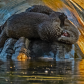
(59, 13, 67, 20)
(59, 13, 67, 27)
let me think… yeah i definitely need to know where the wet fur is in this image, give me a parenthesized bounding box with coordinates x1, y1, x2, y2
(0, 12, 62, 47)
(58, 19, 79, 44)
(26, 5, 79, 44)
(0, 5, 79, 47)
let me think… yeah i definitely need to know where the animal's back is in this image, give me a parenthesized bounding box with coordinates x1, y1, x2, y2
(5, 12, 50, 39)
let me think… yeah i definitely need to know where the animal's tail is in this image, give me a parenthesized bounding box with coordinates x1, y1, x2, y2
(0, 29, 8, 48)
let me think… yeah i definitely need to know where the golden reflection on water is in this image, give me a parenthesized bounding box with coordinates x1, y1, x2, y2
(17, 53, 28, 61)
(77, 28, 84, 54)
(71, 0, 84, 9)
(78, 59, 84, 76)
(42, 0, 64, 10)
(66, 0, 84, 26)
(78, 59, 84, 84)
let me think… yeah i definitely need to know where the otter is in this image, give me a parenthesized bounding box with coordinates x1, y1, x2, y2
(26, 5, 79, 44)
(0, 5, 79, 48)
(26, 5, 67, 27)
(25, 5, 54, 15)
(58, 19, 79, 44)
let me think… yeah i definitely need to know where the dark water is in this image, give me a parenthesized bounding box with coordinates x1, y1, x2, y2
(0, 41, 83, 84)
(0, 0, 84, 84)
(0, 59, 82, 84)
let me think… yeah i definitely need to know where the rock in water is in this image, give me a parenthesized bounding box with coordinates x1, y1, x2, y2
(0, 38, 17, 59)
(12, 37, 30, 59)
(28, 40, 73, 60)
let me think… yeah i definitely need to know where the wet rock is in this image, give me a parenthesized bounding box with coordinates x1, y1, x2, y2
(0, 38, 17, 59)
(28, 40, 73, 60)
(0, 37, 30, 60)
(12, 37, 30, 59)
(0, 37, 76, 60)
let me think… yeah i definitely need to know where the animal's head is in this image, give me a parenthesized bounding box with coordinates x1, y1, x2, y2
(49, 12, 67, 27)
(49, 12, 79, 44)
(39, 12, 79, 44)
(57, 19, 79, 44)
(59, 13, 67, 27)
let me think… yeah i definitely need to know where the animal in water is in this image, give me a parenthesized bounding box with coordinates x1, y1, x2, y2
(0, 5, 79, 48)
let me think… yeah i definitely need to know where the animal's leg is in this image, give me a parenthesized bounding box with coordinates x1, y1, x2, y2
(38, 21, 63, 41)
(25, 5, 54, 15)
(0, 29, 8, 48)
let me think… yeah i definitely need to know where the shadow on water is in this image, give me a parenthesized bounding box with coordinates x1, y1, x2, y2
(0, 0, 84, 84)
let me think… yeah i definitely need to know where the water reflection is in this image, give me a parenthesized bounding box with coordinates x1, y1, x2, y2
(0, 56, 82, 84)
(0, 58, 75, 84)
(42, 0, 64, 10)
(0, 40, 81, 84)
(28, 40, 74, 61)
(78, 59, 84, 75)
